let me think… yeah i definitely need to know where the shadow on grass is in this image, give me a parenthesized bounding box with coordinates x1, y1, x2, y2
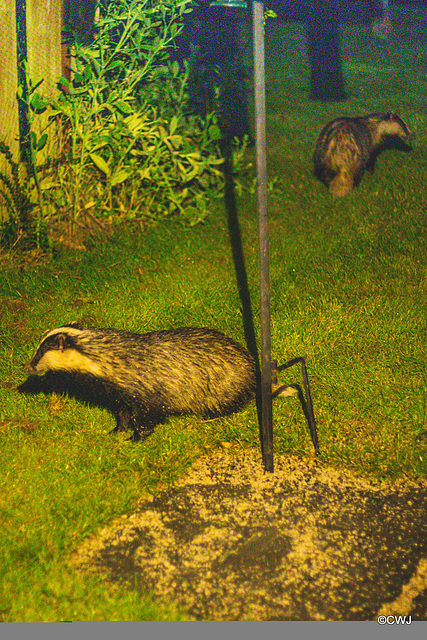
(221, 148, 263, 443)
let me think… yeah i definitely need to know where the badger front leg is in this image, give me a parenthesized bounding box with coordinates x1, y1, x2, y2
(110, 405, 155, 442)
(110, 405, 132, 434)
(129, 410, 156, 442)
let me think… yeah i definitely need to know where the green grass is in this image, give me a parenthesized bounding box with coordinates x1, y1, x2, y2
(1, 8, 427, 621)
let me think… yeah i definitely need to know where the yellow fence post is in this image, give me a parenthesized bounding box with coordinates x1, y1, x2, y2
(26, 0, 63, 163)
(0, 0, 62, 182)
(0, 0, 19, 179)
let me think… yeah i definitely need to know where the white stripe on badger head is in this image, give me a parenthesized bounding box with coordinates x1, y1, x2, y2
(32, 347, 112, 378)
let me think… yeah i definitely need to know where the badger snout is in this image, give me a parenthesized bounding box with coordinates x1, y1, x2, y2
(25, 361, 37, 374)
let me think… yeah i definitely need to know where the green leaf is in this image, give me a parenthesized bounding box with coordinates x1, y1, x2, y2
(58, 75, 70, 87)
(30, 93, 47, 113)
(208, 124, 222, 141)
(30, 131, 37, 150)
(110, 169, 130, 186)
(36, 133, 48, 152)
(89, 153, 110, 176)
(83, 64, 94, 81)
(170, 115, 178, 136)
(114, 100, 132, 115)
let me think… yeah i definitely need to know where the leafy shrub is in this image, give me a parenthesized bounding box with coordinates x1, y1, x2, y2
(42, 0, 229, 231)
(1, 0, 251, 247)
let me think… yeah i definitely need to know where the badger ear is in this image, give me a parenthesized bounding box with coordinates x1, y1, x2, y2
(57, 334, 66, 351)
(61, 322, 82, 330)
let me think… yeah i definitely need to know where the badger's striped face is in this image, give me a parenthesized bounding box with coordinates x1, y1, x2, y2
(27, 326, 107, 378)
(374, 113, 414, 144)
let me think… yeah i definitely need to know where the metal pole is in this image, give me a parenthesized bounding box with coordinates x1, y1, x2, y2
(253, 1, 273, 472)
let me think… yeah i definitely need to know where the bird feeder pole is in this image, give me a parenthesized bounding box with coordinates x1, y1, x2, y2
(252, 0, 274, 472)
(210, 0, 274, 471)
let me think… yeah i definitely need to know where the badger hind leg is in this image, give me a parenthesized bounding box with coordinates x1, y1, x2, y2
(329, 170, 354, 196)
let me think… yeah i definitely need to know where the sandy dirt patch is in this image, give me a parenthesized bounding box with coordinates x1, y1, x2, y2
(71, 449, 427, 620)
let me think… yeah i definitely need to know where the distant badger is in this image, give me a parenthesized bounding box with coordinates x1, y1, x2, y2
(313, 112, 413, 196)
(19, 324, 259, 441)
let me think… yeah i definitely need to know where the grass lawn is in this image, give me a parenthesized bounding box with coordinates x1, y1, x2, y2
(0, 6, 426, 621)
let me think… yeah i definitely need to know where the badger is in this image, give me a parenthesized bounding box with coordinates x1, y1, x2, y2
(313, 112, 413, 196)
(18, 324, 260, 441)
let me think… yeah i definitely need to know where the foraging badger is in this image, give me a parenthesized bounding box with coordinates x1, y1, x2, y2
(18, 324, 257, 441)
(313, 112, 413, 196)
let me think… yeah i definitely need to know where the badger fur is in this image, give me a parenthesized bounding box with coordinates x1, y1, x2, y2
(18, 324, 258, 441)
(313, 112, 413, 196)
